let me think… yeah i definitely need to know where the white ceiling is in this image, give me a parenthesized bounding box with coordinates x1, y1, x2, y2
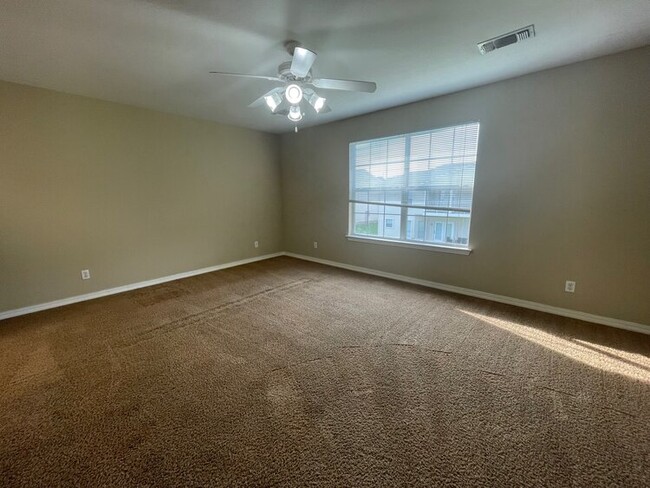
(1, 0, 649, 133)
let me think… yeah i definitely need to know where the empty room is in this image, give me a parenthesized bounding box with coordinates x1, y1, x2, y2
(1, 1, 649, 486)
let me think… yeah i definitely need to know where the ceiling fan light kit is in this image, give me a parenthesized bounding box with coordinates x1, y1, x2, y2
(288, 105, 303, 122)
(264, 92, 282, 112)
(285, 84, 303, 104)
(209, 42, 377, 128)
(307, 92, 327, 113)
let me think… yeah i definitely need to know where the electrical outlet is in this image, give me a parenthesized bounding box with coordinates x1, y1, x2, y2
(565, 280, 576, 293)
(81, 269, 91, 280)
(254, 241, 259, 248)
(313, 241, 318, 249)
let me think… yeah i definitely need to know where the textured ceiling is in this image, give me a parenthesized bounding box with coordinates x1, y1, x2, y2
(1, 0, 649, 133)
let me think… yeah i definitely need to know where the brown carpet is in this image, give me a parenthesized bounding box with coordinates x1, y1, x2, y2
(1, 256, 649, 487)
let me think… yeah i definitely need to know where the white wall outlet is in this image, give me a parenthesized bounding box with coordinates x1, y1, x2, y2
(565, 280, 576, 293)
(254, 241, 259, 248)
(81, 269, 91, 280)
(313, 241, 318, 249)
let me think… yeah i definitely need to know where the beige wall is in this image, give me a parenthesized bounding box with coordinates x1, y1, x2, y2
(281, 46, 650, 325)
(0, 81, 282, 312)
(2, 47, 649, 325)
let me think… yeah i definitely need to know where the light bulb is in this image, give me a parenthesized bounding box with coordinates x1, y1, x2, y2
(288, 105, 303, 122)
(306, 92, 327, 113)
(313, 96, 325, 112)
(264, 93, 281, 112)
(285, 84, 303, 104)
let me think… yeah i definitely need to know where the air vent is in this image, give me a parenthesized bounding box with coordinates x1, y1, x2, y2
(478, 25, 535, 55)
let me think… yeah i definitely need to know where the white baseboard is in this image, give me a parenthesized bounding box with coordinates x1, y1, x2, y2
(285, 252, 650, 336)
(0, 253, 284, 321)
(3, 251, 648, 336)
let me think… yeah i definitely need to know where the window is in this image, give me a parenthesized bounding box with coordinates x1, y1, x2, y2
(434, 222, 444, 242)
(348, 122, 480, 251)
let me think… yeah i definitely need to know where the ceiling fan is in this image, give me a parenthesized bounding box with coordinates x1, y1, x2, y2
(209, 41, 377, 127)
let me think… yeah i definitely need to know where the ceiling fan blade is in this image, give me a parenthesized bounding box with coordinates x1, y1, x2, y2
(248, 87, 285, 108)
(290, 47, 317, 78)
(311, 78, 377, 93)
(209, 71, 281, 82)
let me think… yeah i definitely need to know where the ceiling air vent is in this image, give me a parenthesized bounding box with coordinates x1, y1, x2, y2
(478, 25, 535, 55)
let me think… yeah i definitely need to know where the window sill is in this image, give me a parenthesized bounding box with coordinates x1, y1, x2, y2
(345, 235, 472, 255)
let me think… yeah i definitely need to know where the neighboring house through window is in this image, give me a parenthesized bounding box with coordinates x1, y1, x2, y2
(348, 122, 480, 250)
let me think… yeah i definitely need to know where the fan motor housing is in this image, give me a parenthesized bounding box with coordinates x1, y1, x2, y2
(278, 61, 311, 82)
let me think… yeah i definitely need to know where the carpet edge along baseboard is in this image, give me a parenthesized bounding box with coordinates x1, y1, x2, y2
(2, 251, 648, 336)
(0, 253, 284, 321)
(285, 253, 650, 336)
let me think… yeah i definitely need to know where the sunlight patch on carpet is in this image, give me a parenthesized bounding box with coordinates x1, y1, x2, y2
(460, 310, 650, 383)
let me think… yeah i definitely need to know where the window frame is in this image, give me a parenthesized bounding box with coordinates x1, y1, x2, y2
(346, 122, 480, 255)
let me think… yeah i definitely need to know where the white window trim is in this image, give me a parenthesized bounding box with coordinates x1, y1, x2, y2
(345, 234, 472, 255)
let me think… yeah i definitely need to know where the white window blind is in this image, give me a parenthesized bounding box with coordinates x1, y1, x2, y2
(349, 122, 480, 249)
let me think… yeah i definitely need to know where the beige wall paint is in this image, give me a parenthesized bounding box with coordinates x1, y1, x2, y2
(2, 47, 649, 325)
(281, 46, 650, 325)
(0, 81, 282, 312)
